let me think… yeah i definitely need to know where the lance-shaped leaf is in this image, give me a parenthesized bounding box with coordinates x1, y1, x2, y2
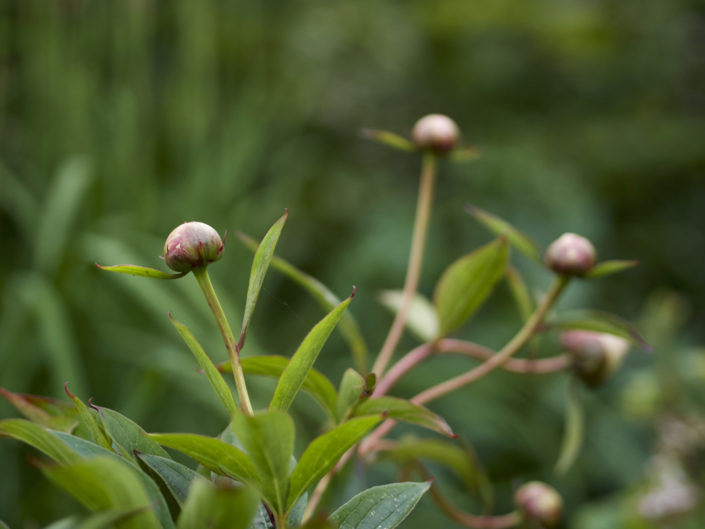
(336, 369, 366, 423)
(354, 397, 455, 438)
(42, 507, 150, 529)
(287, 415, 381, 510)
(64, 385, 112, 450)
(360, 129, 415, 152)
(149, 433, 259, 485)
(0, 419, 80, 464)
(270, 292, 354, 411)
(545, 310, 651, 351)
(95, 263, 187, 279)
(466, 205, 541, 262)
(240, 210, 288, 349)
(505, 266, 534, 322)
(232, 410, 294, 513)
(0, 387, 77, 432)
(555, 381, 585, 475)
(219, 356, 338, 422)
(584, 260, 639, 279)
(95, 406, 170, 461)
(433, 238, 509, 336)
(237, 232, 368, 374)
(377, 290, 439, 343)
(136, 453, 199, 507)
(331, 482, 431, 529)
(170, 313, 237, 416)
(177, 478, 260, 529)
(40, 456, 161, 529)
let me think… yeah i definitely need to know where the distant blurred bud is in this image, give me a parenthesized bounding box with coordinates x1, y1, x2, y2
(561, 330, 630, 387)
(164, 222, 224, 272)
(544, 233, 596, 276)
(515, 481, 562, 528)
(411, 114, 460, 154)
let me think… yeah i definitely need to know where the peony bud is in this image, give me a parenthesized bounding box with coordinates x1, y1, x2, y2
(561, 330, 630, 387)
(544, 233, 596, 276)
(411, 114, 460, 154)
(163, 222, 224, 272)
(515, 481, 563, 528)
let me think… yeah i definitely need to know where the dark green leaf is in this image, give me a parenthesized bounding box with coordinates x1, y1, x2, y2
(336, 369, 366, 423)
(546, 310, 651, 351)
(433, 238, 509, 336)
(360, 129, 415, 152)
(584, 260, 639, 279)
(177, 479, 260, 529)
(466, 205, 541, 262)
(331, 482, 431, 529)
(377, 290, 439, 343)
(95, 263, 187, 279)
(97, 407, 171, 461)
(555, 381, 585, 475)
(287, 415, 382, 510)
(0, 387, 77, 432)
(270, 293, 353, 411)
(0, 419, 80, 465)
(136, 453, 199, 506)
(354, 397, 455, 438)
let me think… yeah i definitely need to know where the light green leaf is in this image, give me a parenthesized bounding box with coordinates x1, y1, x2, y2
(505, 266, 534, 322)
(0, 419, 80, 465)
(42, 507, 149, 529)
(97, 407, 170, 461)
(170, 314, 237, 416)
(0, 387, 77, 432)
(95, 263, 187, 279)
(584, 260, 639, 279)
(331, 482, 431, 529)
(177, 479, 260, 529)
(546, 310, 651, 351)
(63, 385, 111, 450)
(336, 369, 366, 423)
(270, 293, 353, 411)
(354, 397, 455, 438)
(136, 453, 199, 507)
(149, 433, 259, 485)
(236, 232, 368, 374)
(41, 456, 161, 529)
(360, 129, 415, 152)
(466, 205, 541, 262)
(232, 410, 294, 513)
(555, 381, 585, 475)
(433, 238, 509, 336)
(287, 415, 382, 510)
(377, 290, 439, 343)
(240, 211, 288, 349)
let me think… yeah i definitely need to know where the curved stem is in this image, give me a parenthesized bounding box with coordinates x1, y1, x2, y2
(373, 343, 436, 397)
(193, 267, 254, 416)
(373, 153, 437, 377)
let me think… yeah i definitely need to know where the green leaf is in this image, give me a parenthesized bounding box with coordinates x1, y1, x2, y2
(360, 129, 415, 152)
(0, 419, 80, 465)
(466, 205, 541, 262)
(177, 479, 260, 529)
(287, 415, 382, 510)
(449, 147, 482, 164)
(236, 232, 368, 374)
(270, 293, 354, 411)
(354, 397, 455, 438)
(95, 263, 187, 279)
(42, 507, 149, 529)
(546, 310, 651, 351)
(336, 369, 366, 423)
(219, 355, 337, 422)
(240, 210, 288, 348)
(170, 314, 238, 416)
(136, 453, 199, 507)
(555, 381, 585, 475)
(149, 433, 259, 485)
(584, 260, 639, 279)
(505, 266, 534, 322)
(63, 385, 112, 450)
(41, 457, 161, 529)
(0, 387, 77, 432)
(232, 410, 294, 513)
(96, 407, 171, 461)
(433, 238, 509, 336)
(377, 290, 439, 343)
(331, 482, 431, 529)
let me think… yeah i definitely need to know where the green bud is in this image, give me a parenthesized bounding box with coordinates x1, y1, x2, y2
(561, 330, 630, 387)
(544, 233, 596, 276)
(411, 114, 460, 154)
(163, 222, 224, 272)
(515, 481, 563, 528)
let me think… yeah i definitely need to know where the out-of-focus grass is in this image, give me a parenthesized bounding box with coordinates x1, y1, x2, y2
(1, 0, 704, 527)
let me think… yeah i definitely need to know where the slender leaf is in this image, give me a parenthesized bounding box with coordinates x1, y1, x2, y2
(63, 385, 111, 450)
(96, 263, 187, 279)
(42, 507, 149, 529)
(240, 210, 289, 348)
(555, 381, 585, 475)
(0, 419, 80, 465)
(354, 397, 455, 438)
(232, 410, 294, 513)
(585, 260, 639, 279)
(170, 313, 237, 416)
(377, 290, 439, 343)
(97, 407, 171, 461)
(177, 479, 260, 529)
(360, 129, 415, 152)
(433, 238, 509, 336)
(545, 310, 651, 351)
(336, 369, 366, 422)
(331, 482, 431, 529)
(0, 387, 77, 432)
(136, 453, 199, 506)
(287, 415, 382, 510)
(270, 293, 353, 411)
(466, 205, 541, 261)
(505, 266, 534, 322)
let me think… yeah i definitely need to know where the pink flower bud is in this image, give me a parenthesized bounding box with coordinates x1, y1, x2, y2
(515, 481, 563, 528)
(544, 233, 597, 276)
(411, 114, 460, 154)
(163, 222, 224, 272)
(561, 330, 630, 387)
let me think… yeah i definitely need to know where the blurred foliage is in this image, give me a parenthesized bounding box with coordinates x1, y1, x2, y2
(0, 0, 704, 527)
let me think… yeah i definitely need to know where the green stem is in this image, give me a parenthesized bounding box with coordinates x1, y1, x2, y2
(193, 267, 254, 416)
(372, 152, 437, 377)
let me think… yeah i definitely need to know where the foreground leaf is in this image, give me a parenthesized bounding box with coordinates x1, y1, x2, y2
(555, 381, 585, 475)
(466, 205, 541, 262)
(64, 385, 111, 450)
(354, 397, 455, 438)
(0, 419, 80, 465)
(433, 238, 509, 336)
(331, 482, 431, 529)
(0, 387, 77, 432)
(377, 290, 439, 343)
(336, 369, 366, 422)
(42, 507, 149, 529)
(545, 310, 651, 351)
(95, 264, 187, 279)
(97, 407, 170, 461)
(136, 453, 199, 506)
(584, 260, 638, 279)
(177, 479, 260, 529)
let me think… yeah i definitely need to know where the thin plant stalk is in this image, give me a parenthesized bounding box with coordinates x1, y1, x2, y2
(372, 152, 437, 376)
(193, 267, 254, 416)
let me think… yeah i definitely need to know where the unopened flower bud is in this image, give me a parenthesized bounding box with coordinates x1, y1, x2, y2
(163, 222, 224, 272)
(515, 481, 562, 528)
(544, 233, 596, 276)
(411, 114, 460, 154)
(561, 330, 630, 387)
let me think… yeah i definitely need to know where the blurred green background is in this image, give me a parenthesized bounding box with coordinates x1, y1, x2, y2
(1, 0, 704, 527)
